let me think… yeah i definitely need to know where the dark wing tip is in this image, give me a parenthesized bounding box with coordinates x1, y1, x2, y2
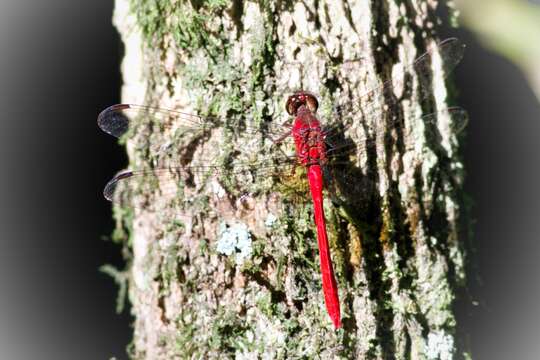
(440, 106, 469, 134)
(439, 37, 466, 56)
(447, 107, 469, 133)
(97, 104, 132, 138)
(436, 38, 466, 77)
(440, 37, 465, 48)
(103, 170, 133, 201)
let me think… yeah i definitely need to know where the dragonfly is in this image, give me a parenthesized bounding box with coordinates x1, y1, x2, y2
(99, 38, 468, 329)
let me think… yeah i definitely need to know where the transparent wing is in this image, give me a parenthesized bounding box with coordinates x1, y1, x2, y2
(97, 103, 290, 140)
(99, 39, 464, 140)
(319, 108, 468, 214)
(103, 154, 302, 212)
(334, 38, 466, 127)
(325, 107, 469, 159)
(323, 106, 469, 159)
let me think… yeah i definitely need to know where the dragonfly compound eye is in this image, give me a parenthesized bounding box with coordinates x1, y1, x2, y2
(286, 92, 319, 116)
(304, 93, 319, 113)
(286, 95, 300, 116)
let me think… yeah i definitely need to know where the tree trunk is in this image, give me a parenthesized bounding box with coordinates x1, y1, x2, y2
(111, 0, 470, 358)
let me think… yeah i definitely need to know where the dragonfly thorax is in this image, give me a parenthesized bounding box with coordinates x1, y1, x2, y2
(291, 108, 327, 166)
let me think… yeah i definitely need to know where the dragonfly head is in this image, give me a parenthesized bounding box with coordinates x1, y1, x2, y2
(286, 91, 318, 116)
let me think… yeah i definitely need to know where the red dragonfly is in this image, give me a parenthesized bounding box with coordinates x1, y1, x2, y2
(99, 38, 467, 329)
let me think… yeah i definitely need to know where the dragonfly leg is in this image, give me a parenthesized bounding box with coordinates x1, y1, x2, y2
(271, 129, 292, 144)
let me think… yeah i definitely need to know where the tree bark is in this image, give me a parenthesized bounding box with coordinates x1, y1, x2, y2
(111, 0, 470, 358)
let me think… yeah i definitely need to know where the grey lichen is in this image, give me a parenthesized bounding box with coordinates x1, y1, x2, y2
(216, 222, 253, 264)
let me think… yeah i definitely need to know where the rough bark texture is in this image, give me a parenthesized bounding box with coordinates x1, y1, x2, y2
(111, 0, 470, 358)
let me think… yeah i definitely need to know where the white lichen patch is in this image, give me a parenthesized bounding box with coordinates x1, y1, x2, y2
(264, 213, 278, 228)
(216, 222, 253, 264)
(426, 330, 455, 360)
(210, 179, 226, 198)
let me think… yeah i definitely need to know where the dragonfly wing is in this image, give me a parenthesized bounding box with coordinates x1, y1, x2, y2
(104, 154, 300, 213)
(97, 104, 210, 138)
(98, 103, 291, 142)
(320, 107, 468, 211)
(324, 107, 469, 160)
(104, 169, 252, 220)
(332, 38, 465, 128)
